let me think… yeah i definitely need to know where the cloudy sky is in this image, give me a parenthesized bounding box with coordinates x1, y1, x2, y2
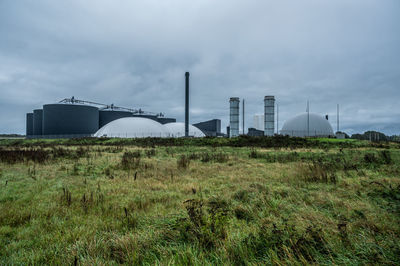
(1, 0, 399, 135)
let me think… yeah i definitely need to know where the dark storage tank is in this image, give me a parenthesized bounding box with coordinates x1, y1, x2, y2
(99, 110, 133, 128)
(132, 114, 158, 121)
(157, 117, 177, 124)
(43, 104, 99, 135)
(33, 109, 43, 135)
(26, 113, 34, 136)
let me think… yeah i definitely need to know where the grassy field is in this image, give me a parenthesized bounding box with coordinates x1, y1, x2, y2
(0, 137, 399, 264)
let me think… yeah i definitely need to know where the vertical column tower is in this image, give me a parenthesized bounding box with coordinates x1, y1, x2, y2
(229, 97, 240, 137)
(264, 96, 275, 136)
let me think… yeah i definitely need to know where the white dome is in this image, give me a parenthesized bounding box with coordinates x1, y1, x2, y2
(280, 113, 334, 137)
(163, 122, 205, 137)
(94, 117, 170, 138)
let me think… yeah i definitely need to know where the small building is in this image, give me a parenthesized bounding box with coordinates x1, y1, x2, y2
(336, 132, 346, 139)
(193, 119, 221, 137)
(247, 127, 264, 137)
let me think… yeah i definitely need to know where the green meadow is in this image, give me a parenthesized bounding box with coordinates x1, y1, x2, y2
(0, 137, 399, 264)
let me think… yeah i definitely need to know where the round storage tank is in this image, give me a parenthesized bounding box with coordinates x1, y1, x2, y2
(164, 122, 205, 137)
(94, 117, 169, 138)
(43, 104, 99, 136)
(33, 109, 43, 135)
(132, 114, 159, 122)
(26, 113, 34, 136)
(99, 110, 133, 128)
(157, 117, 176, 124)
(280, 113, 334, 137)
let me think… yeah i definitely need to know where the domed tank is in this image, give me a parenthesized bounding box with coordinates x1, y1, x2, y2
(43, 104, 99, 135)
(163, 122, 205, 137)
(94, 117, 169, 138)
(157, 117, 176, 124)
(132, 114, 159, 121)
(280, 113, 334, 137)
(99, 110, 133, 128)
(33, 109, 43, 135)
(26, 113, 34, 136)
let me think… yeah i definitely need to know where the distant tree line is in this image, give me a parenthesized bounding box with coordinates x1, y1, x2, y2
(0, 134, 25, 138)
(350, 131, 400, 142)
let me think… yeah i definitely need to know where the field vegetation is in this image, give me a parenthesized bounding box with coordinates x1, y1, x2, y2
(0, 137, 399, 264)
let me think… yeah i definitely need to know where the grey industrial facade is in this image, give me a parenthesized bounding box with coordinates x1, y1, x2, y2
(193, 119, 221, 136)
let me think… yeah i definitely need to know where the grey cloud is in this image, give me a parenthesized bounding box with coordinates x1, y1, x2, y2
(0, 0, 399, 135)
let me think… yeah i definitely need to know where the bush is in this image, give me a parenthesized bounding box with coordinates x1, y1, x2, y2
(145, 149, 156, 158)
(121, 151, 142, 170)
(234, 206, 253, 221)
(297, 162, 337, 184)
(177, 155, 190, 169)
(233, 190, 252, 203)
(229, 220, 331, 263)
(171, 198, 231, 250)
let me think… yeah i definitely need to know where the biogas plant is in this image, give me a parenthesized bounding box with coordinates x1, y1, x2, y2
(26, 73, 219, 139)
(26, 72, 337, 139)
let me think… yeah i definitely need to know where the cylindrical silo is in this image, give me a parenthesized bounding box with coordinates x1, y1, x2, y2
(229, 97, 240, 137)
(157, 117, 176, 124)
(33, 109, 43, 136)
(43, 104, 99, 135)
(26, 113, 33, 136)
(264, 96, 275, 136)
(132, 114, 159, 122)
(99, 110, 133, 128)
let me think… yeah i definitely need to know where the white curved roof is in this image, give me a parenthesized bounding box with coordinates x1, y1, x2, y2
(164, 122, 205, 137)
(280, 113, 334, 137)
(94, 117, 170, 138)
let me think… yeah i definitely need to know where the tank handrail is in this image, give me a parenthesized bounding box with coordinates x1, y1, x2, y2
(58, 97, 163, 117)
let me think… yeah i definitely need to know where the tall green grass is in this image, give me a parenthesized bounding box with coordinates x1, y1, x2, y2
(0, 140, 399, 264)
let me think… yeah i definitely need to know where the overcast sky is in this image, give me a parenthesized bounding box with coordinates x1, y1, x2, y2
(1, 0, 399, 135)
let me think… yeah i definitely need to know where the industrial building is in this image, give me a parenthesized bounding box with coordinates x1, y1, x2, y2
(193, 119, 221, 137)
(26, 97, 176, 138)
(247, 128, 264, 137)
(25, 94, 218, 138)
(229, 95, 276, 137)
(264, 96, 275, 136)
(25, 72, 337, 139)
(280, 113, 334, 137)
(253, 115, 264, 131)
(229, 97, 240, 137)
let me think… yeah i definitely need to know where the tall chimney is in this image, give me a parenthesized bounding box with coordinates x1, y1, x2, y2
(264, 96, 275, 136)
(242, 99, 245, 135)
(337, 104, 339, 133)
(229, 97, 240, 137)
(185, 72, 190, 137)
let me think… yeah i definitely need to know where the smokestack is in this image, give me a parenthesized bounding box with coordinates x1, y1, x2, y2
(337, 104, 339, 133)
(242, 99, 245, 135)
(185, 72, 190, 137)
(277, 103, 279, 134)
(264, 96, 275, 136)
(229, 97, 240, 137)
